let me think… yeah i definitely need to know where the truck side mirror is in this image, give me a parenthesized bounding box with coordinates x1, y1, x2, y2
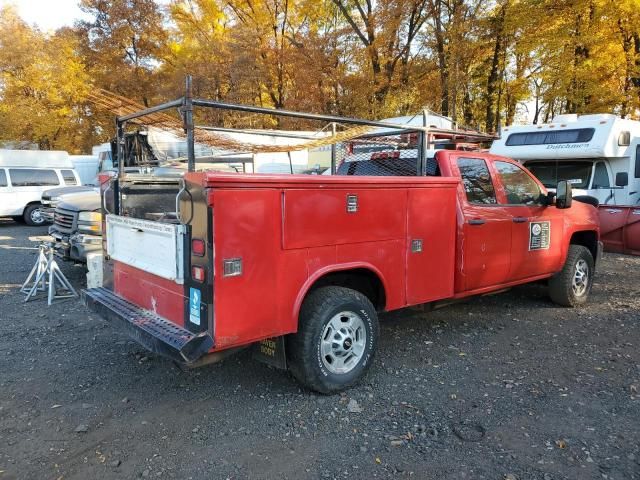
(556, 180, 572, 209)
(615, 172, 629, 187)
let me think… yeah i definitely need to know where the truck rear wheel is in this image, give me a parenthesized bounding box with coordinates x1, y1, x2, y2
(549, 245, 594, 307)
(23, 204, 46, 226)
(287, 286, 379, 394)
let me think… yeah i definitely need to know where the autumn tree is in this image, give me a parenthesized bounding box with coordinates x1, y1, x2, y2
(331, 0, 429, 116)
(78, 0, 168, 106)
(0, 6, 93, 152)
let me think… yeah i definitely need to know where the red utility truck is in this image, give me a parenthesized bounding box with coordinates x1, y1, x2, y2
(83, 87, 602, 393)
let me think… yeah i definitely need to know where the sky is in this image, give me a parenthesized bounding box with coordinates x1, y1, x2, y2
(0, 0, 91, 31)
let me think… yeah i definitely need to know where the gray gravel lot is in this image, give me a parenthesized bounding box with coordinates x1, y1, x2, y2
(1, 218, 639, 480)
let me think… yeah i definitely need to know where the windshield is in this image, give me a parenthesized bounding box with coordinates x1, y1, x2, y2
(524, 160, 593, 189)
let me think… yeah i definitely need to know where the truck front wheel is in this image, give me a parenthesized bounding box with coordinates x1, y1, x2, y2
(549, 245, 594, 307)
(287, 286, 379, 394)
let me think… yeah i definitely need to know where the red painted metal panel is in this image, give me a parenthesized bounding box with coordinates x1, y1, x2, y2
(599, 206, 640, 255)
(503, 205, 565, 280)
(212, 189, 284, 349)
(113, 261, 185, 326)
(437, 151, 513, 292)
(405, 187, 457, 304)
(209, 179, 461, 350)
(336, 240, 407, 309)
(282, 188, 406, 249)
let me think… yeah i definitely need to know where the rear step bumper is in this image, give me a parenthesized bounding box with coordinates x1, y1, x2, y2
(82, 287, 213, 364)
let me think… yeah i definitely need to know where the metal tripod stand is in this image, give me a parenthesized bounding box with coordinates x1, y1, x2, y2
(21, 243, 78, 305)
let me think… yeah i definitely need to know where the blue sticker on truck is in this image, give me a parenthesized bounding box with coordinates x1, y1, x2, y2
(189, 287, 201, 325)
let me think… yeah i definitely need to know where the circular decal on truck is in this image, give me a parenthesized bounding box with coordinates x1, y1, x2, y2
(531, 224, 542, 236)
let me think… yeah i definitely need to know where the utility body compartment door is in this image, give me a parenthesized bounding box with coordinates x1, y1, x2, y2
(405, 187, 457, 304)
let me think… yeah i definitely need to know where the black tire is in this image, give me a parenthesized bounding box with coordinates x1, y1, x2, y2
(11, 216, 25, 223)
(549, 245, 594, 307)
(287, 286, 379, 394)
(23, 204, 46, 226)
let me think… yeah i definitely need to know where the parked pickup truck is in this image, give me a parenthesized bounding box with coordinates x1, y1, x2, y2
(83, 150, 601, 393)
(41, 185, 96, 223)
(49, 191, 102, 263)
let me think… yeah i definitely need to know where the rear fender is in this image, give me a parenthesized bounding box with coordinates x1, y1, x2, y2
(292, 262, 388, 328)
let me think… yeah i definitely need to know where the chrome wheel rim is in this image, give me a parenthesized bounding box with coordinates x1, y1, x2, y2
(320, 311, 367, 374)
(572, 259, 589, 296)
(30, 208, 44, 224)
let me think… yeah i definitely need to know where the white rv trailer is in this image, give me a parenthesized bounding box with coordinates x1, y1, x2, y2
(490, 114, 640, 206)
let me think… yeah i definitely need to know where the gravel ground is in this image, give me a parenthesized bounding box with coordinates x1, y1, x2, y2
(1, 218, 639, 480)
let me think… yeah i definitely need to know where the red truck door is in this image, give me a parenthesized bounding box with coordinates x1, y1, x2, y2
(444, 152, 512, 292)
(491, 160, 564, 280)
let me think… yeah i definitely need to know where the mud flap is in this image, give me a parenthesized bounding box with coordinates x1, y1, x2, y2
(252, 337, 287, 370)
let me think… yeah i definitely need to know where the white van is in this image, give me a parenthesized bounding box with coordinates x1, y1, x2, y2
(0, 150, 81, 226)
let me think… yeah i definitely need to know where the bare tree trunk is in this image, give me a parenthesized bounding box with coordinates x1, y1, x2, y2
(485, 2, 507, 132)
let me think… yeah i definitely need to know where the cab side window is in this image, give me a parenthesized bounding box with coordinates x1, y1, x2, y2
(0, 170, 7, 187)
(592, 162, 610, 188)
(494, 161, 542, 205)
(457, 158, 497, 204)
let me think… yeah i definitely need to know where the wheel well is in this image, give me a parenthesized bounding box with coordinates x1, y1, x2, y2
(21, 201, 41, 215)
(308, 268, 386, 311)
(570, 230, 598, 262)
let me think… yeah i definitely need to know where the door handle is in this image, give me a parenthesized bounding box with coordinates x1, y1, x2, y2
(468, 218, 486, 225)
(512, 217, 528, 223)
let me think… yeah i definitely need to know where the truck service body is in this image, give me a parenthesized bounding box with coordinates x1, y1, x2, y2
(490, 113, 640, 255)
(84, 148, 600, 392)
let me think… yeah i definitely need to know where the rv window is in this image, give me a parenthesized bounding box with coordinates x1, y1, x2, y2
(592, 162, 610, 188)
(506, 128, 595, 146)
(636, 145, 640, 179)
(8, 168, 60, 187)
(494, 161, 542, 205)
(0, 170, 7, 187)
(524, 161, 592, 189)
(457, 158, 497, 204)
(61, 169, 78, 185)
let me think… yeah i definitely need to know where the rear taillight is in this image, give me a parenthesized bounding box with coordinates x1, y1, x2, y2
(192, 239, 206, 256)
(192, 266, 206, 282)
